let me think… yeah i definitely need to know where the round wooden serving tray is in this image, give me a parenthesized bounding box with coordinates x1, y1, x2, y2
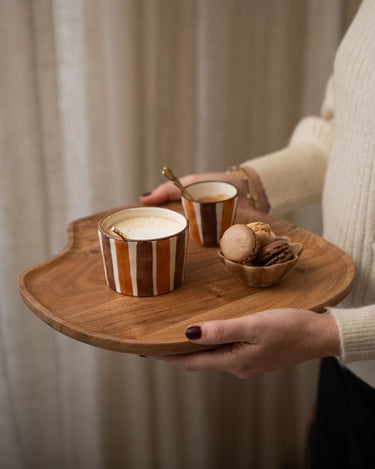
(19, 202, 355, 356)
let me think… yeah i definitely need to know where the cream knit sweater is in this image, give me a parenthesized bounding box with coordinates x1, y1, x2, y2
(246, 0, 375, 388)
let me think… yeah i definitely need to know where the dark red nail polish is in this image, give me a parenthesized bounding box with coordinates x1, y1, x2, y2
(141, 191, 152, 197)
(185, 326, 201, 340)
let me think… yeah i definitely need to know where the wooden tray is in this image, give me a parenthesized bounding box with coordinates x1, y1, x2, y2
(19, 202, 354, 356)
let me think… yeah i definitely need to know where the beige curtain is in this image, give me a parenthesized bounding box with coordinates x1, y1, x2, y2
(0, 1, 360, 468)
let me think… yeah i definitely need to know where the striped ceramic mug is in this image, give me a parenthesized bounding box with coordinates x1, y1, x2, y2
(181, 181, 238, 247)
(98, 207, 189, 296)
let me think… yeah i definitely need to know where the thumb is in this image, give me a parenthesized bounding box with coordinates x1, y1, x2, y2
(185, 317, 253, 345)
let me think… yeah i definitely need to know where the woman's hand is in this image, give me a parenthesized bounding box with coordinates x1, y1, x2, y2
(155, 309, 340, 379)
(140, 166, 270, 213)
(140, 172, 231, 204)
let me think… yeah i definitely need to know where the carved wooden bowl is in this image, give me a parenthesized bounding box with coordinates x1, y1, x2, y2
(218, 242, 303, 288)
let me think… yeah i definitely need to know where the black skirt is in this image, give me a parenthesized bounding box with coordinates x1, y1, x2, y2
(309, 357, 375, 469)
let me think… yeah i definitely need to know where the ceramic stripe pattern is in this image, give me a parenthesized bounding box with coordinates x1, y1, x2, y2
(98, 229, 188, 296)
(182, 197, 238, 247)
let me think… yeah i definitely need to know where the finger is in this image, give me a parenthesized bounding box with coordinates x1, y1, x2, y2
(185, 317, 255, 345)
(156, 344, 237, 373)
(139, 181, 181, 204)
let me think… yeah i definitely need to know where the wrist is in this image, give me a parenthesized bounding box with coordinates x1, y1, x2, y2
(240, 165, 271, 213)
(308, 312, 341, 358)
(225, 165, 270, 213)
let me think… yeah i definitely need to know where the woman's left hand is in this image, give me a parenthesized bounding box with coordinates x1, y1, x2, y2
(140, 166, 270, 213)
(154, 308, 340, 379)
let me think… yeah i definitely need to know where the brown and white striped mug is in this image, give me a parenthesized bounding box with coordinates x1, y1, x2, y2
(181, 181, 238, 247)
(98, 207, 189, 296)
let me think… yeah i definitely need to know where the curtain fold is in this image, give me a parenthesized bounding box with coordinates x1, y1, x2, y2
(0, 1, 360, 468)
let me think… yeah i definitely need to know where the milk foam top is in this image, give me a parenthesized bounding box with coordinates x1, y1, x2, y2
(100, 206, 187, 241)
(115, 216, 184, 240)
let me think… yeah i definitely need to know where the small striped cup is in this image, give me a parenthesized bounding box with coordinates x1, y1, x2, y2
(98, 207, 189, 296)
(181, 181, 238, 247)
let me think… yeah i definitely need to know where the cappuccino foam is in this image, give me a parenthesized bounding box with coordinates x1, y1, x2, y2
(115, 216, 184, 240)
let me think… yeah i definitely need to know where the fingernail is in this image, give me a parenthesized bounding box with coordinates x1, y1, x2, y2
(185, 326, 201, 340)
(141, 191, 152, 197)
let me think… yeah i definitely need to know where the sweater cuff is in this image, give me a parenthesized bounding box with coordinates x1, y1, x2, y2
(289, 116, 334, 156)
(327, 305, 375, 363)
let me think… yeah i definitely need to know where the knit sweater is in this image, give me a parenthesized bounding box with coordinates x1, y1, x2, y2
(245, 0, 375, 388)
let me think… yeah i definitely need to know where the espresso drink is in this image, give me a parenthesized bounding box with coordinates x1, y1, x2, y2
(196, 194, 230, 203)
(115, 216, 184, 240)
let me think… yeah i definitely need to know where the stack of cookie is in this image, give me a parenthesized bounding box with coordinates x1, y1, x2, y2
(220, 222, 294, 267)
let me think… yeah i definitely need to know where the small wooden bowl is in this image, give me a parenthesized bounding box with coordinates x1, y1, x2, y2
(218, 243, 303, 288)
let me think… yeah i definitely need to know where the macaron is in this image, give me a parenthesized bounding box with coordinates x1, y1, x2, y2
(220, 224, 260, 263)
(256, 238, 294, 266)
(247, 222, 272, 246)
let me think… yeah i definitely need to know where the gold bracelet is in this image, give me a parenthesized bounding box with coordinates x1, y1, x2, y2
(226, 165, 260, 210)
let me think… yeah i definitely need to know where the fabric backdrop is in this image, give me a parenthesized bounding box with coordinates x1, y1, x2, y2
(0, 1, 360, 468)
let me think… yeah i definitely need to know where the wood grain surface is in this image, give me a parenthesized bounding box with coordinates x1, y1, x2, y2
(18, 202, 355, 356)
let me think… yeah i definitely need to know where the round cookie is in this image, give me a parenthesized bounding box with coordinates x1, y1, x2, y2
(220, 224, 260, 263)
